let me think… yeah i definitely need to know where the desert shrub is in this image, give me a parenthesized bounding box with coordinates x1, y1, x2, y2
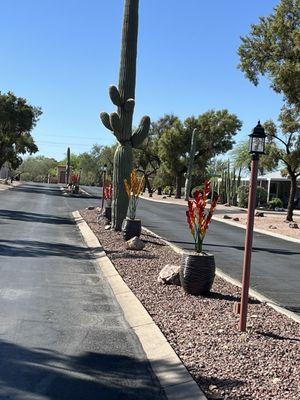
(268, 197, 283, 210)
(237, 185, 267, 208)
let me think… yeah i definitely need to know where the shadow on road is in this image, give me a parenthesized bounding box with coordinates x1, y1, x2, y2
(0, 340, 165, 400)
(15, 185, 63, 197)
(171, 240, 300, 256)
(0, 210, 74, 225)
(0, 239, 89, 259)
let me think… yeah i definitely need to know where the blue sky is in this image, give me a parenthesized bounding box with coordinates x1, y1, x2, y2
(1, 0, 282, 161)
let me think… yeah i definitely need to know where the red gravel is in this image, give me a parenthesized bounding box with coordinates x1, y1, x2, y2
(80, 209, 300, 400)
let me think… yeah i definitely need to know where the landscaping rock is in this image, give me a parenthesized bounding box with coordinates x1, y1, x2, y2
(126, 236, 145, 251)
(158, 264, 181, 286)
(269, 225, 277, 229)
(233, 217, 240, 221)
(255, 211, 264, 217)
(289, 222, 299, 229)
(86, 206, 95, 210)
(223, 215, 232, 219)
(104, 224, 111, 230)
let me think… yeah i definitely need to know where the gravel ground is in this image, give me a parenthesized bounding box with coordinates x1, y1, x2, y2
(80, 209, 300, 400)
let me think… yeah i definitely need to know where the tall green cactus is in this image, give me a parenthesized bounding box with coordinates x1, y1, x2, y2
(100, 0, 150, 230)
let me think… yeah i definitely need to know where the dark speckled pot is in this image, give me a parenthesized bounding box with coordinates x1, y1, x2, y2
(180, 252, 215, 296)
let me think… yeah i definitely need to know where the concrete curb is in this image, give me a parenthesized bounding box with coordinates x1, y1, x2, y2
(142, 226, 300, 325)
(72, 210, 207, 400)
(140, 195, 300, 245)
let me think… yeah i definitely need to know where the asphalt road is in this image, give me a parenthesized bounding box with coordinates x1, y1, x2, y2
(134, 197, 300, 314)
(0, 183, 165, 400)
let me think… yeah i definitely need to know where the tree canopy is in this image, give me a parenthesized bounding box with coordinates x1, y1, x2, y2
(264, 107, 300, 220)
(0, 92, 42, 169)
(157, 110, 242, 197)
(19, 156, 58, 182)
(238, 0, 300, 108)
(231, 140, 279, 175)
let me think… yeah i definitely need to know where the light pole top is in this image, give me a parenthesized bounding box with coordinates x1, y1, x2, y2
(249, 121, 266, 155)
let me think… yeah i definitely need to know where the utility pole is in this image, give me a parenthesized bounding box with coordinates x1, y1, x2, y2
(184, 128, 197, 201)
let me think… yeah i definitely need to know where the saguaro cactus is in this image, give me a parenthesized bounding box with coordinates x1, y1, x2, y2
(100, 0, 150, 230)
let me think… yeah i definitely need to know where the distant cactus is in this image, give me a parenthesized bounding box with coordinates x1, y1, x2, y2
(100, 0, 150, 230)
(220, 160, 238, 205)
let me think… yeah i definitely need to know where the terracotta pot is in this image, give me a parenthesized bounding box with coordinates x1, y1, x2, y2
(122, 218, 141, 241)
(180, 252, 215, 295)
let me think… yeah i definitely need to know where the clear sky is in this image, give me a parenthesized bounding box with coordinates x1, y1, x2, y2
(1, 0, 282, 161)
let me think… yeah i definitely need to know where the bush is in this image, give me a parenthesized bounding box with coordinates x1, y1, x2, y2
(237, 185, 268, 208)
(268, 197, 283, 210)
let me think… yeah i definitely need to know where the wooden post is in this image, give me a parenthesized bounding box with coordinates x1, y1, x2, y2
(239, 154, 259, 332)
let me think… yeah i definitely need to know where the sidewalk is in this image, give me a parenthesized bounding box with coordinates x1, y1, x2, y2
(0, 180, 22, 191)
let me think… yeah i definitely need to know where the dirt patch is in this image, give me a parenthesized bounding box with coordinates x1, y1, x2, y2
(214, 213, 300, 240)
(80, 209, 300, 400)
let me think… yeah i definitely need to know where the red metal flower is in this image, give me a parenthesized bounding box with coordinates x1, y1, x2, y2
(186, 181, 219, 253)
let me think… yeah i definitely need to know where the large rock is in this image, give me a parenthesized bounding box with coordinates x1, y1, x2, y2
(289, 222, 299, 229)
(126, 236, 145, 251)
(158, 264, 181, 286)
(255, 211, 264, 217)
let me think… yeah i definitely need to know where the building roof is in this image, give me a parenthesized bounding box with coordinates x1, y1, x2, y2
(257, 171, 300, 181)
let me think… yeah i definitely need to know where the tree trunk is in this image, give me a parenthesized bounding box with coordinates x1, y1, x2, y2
(286, 175, 297, 221)
(144, 174, 152, 196)
(175, 175, 182, 199)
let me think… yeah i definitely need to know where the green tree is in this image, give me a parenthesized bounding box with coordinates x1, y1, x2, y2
(18, 156, 57, 182)
(96, 144, 117, 181)
(0, 92, 42, 169)
(133, 126, 161, 195)
(231, 141, 279, 175)
(158, 111, 242, 198)
(238, 0, 300, 108)
(264, 107, 300, 221)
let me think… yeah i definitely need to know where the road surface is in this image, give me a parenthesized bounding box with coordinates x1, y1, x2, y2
(0, 183, 165, 400)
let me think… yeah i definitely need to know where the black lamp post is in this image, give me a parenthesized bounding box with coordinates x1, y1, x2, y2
(238, 121, 266, 332)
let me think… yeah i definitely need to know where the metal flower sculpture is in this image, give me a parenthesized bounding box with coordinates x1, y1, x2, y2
(186, 181, 219, 253)
(124, 170, 144, 219)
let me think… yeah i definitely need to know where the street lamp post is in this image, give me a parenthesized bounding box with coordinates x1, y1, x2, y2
(101, 164, 108, 211)
(238, 121, 266, 332)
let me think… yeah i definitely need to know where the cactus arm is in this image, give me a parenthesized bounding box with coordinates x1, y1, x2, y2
(131, 116, 150, 148)
(109, 113, 122, 137)
(109, 85, 122, 107)
(100, 112, 114, 132)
